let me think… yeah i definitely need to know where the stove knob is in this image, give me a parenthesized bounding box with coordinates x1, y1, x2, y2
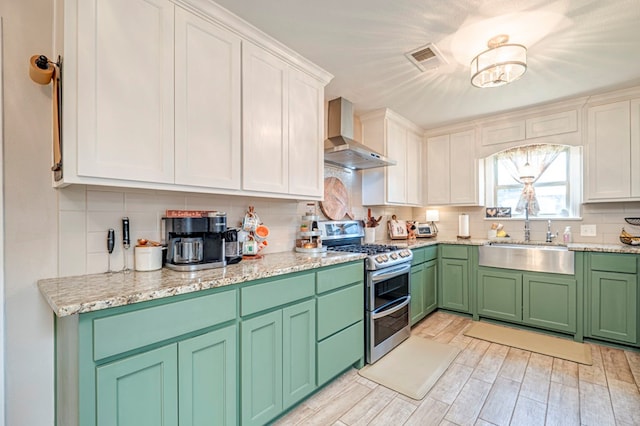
(375, 255, 384, 263)
(390, 253, 398, 260)
(381, 254, 389, 262)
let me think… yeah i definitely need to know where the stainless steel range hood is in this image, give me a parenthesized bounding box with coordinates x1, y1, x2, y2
(324, 97, 396, 170)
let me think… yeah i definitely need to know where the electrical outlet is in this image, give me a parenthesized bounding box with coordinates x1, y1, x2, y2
(581, 224, 597, 237)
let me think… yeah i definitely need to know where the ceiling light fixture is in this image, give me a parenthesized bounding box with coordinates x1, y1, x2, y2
(470, 34, 527, 88)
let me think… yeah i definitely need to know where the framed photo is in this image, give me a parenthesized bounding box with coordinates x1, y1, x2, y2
(486, 207, 511, 218)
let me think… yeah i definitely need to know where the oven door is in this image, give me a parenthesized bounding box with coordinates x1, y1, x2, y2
(366, 262, 412, 363)
(367, 263, 411, 311)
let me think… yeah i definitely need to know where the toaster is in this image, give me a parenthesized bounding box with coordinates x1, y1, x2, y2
(415, 223, 437, 238)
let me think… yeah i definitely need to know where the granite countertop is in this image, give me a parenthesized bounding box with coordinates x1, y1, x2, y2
(38, 238, 640, 317)
(38, 251, 366, 317)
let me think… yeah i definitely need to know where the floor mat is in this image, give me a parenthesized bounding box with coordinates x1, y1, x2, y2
(464, 321, 592, 365)
(358, 335, 460, 400)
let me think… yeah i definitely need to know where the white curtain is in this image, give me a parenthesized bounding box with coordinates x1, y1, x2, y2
(496, 144, 564, 216)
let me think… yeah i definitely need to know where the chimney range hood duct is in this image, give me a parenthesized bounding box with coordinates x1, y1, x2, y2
(324, 97, 396, 170)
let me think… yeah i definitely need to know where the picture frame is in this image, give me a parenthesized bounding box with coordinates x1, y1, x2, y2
(486, 207, 511, 218)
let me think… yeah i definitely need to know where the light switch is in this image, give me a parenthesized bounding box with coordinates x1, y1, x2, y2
(580, 224, 597, 237)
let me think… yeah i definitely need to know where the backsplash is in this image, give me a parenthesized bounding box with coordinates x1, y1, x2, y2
(58, 170, 640, 276)
(58, 165, 412, 276)
(412, 203, 640, 244)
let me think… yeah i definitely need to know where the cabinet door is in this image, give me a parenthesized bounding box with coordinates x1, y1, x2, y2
(523, 274, 576, 333)
(589, 271, 637, 344)
(449, 130, 479, 205)
(386, 119, 408, 204)
(242, 42, 289, 193)
(77, 0, 174, 183)
(282, 300, 316, 409)
(587, 101, 631, 200)
(477, 269, 522, 322)
(440, 258, 469, 313)
(423, 259, 438, 315)
(631, 99, 640, 198)
(174, 7, 241, 189)
(178, 326, 237, 426)
(426, 135, 450, 205)
(288, 69, 324, 197)
(410, 264, 426, 325)
(96, 344, 178, 426)
(241, 310, 283, 426)
(406, 130, 423, 205)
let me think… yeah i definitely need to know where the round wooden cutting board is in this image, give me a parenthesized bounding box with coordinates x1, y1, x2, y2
(320, 177, 354, 220)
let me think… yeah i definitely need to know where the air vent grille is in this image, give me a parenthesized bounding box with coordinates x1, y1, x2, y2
(405, 43, 447, 72)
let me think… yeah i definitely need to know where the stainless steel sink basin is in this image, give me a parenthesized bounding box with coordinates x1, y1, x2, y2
(478, 243, 574, 275)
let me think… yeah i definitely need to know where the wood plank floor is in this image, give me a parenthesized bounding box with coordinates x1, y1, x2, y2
(275, 311, 640, 426)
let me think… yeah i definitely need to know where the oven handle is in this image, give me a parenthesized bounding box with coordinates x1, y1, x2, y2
(370, 263, 411, 283)
(371, 295, 411, 320)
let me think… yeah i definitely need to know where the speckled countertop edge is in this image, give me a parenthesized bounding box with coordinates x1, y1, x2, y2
(38, 239, 640, 317)
(38, 251, 366, 317)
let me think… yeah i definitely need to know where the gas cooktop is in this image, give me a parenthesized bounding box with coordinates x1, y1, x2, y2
(319, 220, 413, 270)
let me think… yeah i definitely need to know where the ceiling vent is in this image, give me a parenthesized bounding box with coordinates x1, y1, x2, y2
(405, 43, 447, 72)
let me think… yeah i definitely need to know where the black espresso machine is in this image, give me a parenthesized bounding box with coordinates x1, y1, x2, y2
(162, 214, 228, 271)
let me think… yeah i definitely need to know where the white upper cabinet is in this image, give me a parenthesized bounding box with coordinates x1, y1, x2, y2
(61, 0, 331, 199)
(174, 7, 241, 189)
(426, 130, 483, 206)
(288, 70, 324, 198)
(241, 43, 289, 194)
(241, 43, 325, 197)
(361, 110, 424, 206)
(585, 99, 640, 201)
(75, 0, 175, 183)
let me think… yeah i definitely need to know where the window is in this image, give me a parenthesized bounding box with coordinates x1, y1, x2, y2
(485, 144, 581, 218)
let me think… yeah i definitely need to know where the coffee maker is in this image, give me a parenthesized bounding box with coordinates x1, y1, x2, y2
(162, 213, 227, 271)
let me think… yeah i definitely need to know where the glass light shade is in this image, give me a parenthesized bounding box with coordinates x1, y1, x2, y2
(426, 209, 440, 222)
(519, 161, 536, 182)
(470, 43, 527, 88)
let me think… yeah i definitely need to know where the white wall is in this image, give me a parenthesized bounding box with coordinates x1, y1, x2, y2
(1, 0, 58, 424)
(0, 16, 5, 426)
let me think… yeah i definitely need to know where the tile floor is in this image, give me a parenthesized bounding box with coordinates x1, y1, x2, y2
(275, 311, 640, 425)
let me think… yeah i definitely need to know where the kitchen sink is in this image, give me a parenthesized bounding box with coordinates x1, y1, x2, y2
(478, 243, 575, 275)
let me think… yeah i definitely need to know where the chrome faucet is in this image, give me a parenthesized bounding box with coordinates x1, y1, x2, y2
(546, 220, 556, 243)
(524, 201, 530, 242)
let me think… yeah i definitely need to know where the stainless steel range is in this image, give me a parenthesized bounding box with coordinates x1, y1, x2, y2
(320, 220, 413, 364)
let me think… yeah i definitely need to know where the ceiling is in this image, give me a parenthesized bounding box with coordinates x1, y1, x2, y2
(213, 0, 640, 130)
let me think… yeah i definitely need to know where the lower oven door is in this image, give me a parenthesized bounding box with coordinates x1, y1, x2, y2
(366, 294, 411, 364)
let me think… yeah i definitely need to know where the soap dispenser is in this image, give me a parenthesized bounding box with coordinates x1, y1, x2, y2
(563, 226, 572, 243)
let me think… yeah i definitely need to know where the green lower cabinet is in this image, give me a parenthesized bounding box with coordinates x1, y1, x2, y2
(523, 274, 576, 333)
(441, 258, 469, 313)
(477, 269, 522, 322)
(241, 299, 316, 426)
(411, 260, 438, 325)
(178, 326, 237, 426)
(282, 301, 316, 408)
(589, 271, 637, 344)
(96, 344, 179, 426)
(477, 268, 577, 335)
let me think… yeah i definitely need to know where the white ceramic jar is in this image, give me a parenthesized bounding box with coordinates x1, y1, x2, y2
(134, 246, 163, 271)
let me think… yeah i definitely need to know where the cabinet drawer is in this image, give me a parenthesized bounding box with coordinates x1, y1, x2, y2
(441, 245, 468, 260)
(590, 253, 637, 274)
(93, 290, 236, 361)
(317, 283, 363, 340)
(411, 247, 426, 265)
(241, 272, 315, 316)
(317, 320, 363, 386)
(316, 262, 363, 294)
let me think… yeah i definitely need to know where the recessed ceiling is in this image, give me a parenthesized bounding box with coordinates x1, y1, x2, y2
(212, 0, 640, 129)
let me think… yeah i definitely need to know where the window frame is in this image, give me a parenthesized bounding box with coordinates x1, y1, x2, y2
(484, 144, 582, 219)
